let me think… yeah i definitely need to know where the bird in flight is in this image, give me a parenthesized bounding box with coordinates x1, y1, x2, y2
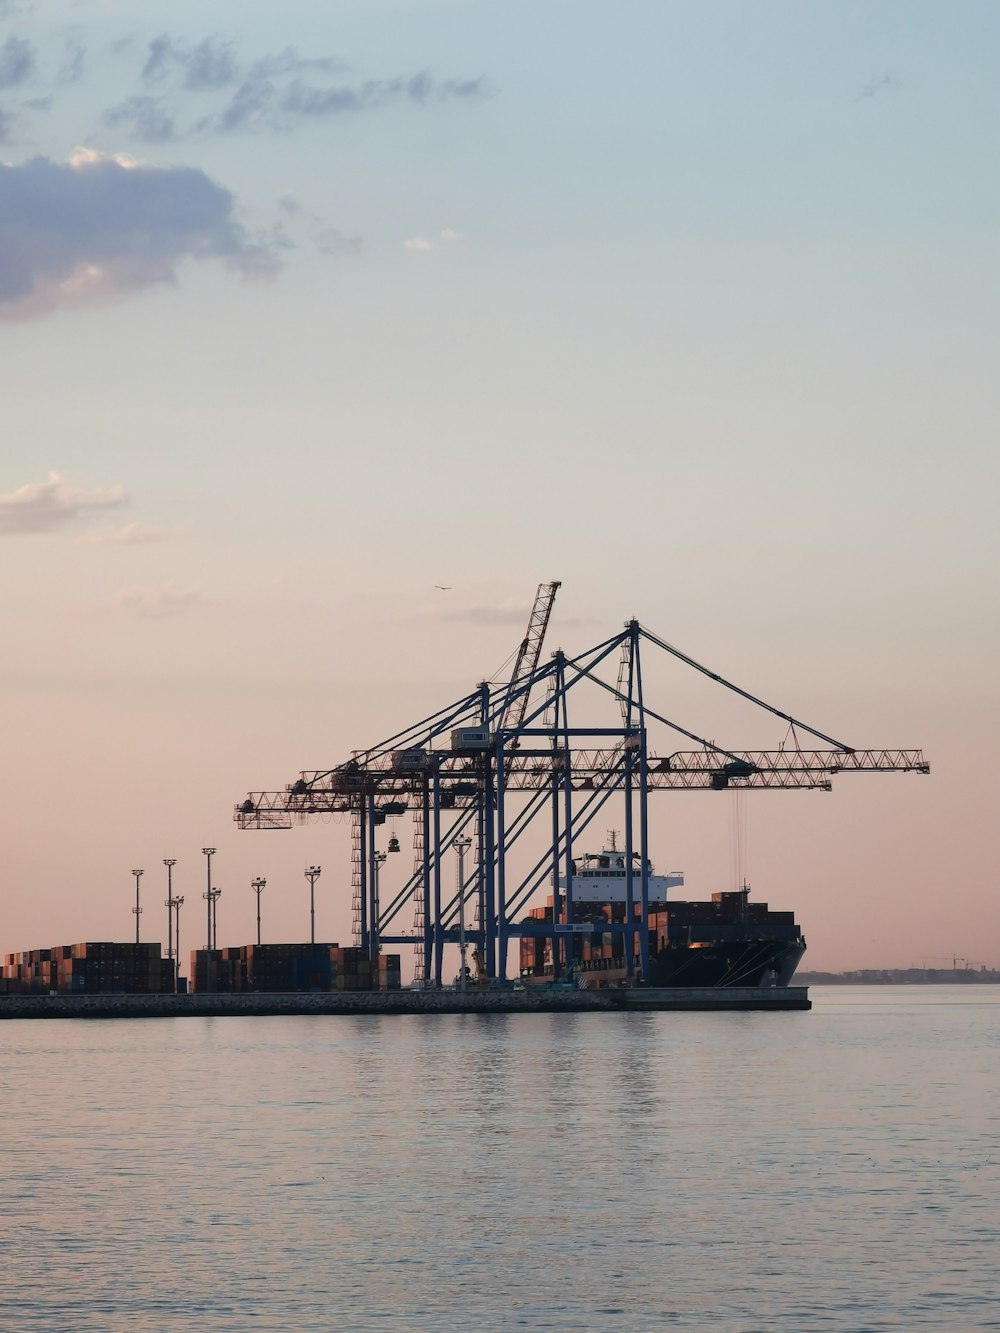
(434, 585, 452, 590)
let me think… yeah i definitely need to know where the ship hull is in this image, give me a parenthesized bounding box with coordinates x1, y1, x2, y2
(648, 938, 806, 988)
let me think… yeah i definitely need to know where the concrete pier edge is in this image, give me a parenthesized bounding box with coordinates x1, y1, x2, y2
(0, 986, 810, 1019)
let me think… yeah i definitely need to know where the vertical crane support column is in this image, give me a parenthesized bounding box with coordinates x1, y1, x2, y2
(496, 728, 509, 982)
(560, 655, 575, 982)
(358, 798, 368, 953)
(432, 761, 444, 987)
(367, 788, 377, 960)
(478, 682, 497, 979)
(624, 629, 636, 980)
(422, 772, 433, 987)
(549, 662, 563, 980)
(633, 619, 651, 982)
(624, 746, 636, 979)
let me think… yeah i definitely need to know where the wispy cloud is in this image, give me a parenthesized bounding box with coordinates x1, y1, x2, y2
(315, 226, 361, 257)
(250, 47, 347, 80)
(104, 94, 178, 142)
(404, 228, 464, 253)
(409, 597, 591, 631)
(409, 600, 532, 626)
(0, 34, 34, 88)
(860, 73, 901, 100)
(276, 72, 484, 123)
(58, 38, 85, 85)
(0, 471, 126, 534)
(142, 33, 240, 91)
(0, 148, 279, 319)
(82, 521, 168, 547)
(108, 584, 202, 618)
(107, 32, 486, 139)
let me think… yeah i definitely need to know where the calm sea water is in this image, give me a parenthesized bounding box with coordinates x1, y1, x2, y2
(1, 986, 997, 1332)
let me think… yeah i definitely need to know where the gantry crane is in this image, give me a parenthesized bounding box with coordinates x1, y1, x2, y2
(426, 581, 559, 978)
(236, 610, 929, 987)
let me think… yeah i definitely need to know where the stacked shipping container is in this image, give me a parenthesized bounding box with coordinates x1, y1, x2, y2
(189, 944, 402, 994)
(1, 943, 167, 995)
(519, 891, 800, 982)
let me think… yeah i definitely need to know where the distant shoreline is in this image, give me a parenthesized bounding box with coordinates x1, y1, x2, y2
(798, 969, 1000, 985)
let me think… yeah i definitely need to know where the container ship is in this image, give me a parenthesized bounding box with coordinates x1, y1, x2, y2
(519, 835, 806, 988)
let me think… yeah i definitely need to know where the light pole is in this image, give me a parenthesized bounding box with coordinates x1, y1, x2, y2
(173, 895, 184, 993)
(372, 852, 386, 964)
(163, 859, 177, 990)
(454, 836, 472, 991)
(132, 868, 144, 945)
(251, 877, 266, 946)
(202, 848, 215, 994)
(208, 887, 221, 949)
(304, 865, 321, 945)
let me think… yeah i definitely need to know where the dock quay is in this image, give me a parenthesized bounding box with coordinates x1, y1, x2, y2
(0, 986, 809, 1020)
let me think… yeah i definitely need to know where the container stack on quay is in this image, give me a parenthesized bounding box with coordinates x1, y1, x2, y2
(0, 940, 403, 997)
(189, 944, 402, 994)
(1, 943, 169, 996)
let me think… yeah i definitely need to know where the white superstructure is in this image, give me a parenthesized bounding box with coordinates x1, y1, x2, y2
(557, 833, 683, 903)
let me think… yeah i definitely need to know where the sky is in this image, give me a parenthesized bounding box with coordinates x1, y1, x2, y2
(1, 0, 998, 976)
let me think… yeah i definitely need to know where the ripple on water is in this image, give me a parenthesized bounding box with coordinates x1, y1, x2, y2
(0, 990, 998, 1330)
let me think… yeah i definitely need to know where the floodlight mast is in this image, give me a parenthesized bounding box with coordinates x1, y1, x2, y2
(251, 877, 266, 946)
(163, 859, 177, 990)
(304, 866, 321, 945)
(131, 868, 144, 944)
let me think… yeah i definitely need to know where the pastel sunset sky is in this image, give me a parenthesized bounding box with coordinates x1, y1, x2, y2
(2, 0, 997, 974)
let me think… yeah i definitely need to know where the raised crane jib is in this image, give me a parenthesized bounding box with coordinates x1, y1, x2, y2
(499, 581, 561, 733)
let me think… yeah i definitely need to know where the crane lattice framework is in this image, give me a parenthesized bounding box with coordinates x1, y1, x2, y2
(235, 619, 929, 987)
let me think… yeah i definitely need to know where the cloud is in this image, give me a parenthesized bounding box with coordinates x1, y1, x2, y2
(105, 31, 486, 140)
(141, 33, 175, 85)
(250, 47, 347, 79)
(82, 521, 169, 547)
(109, 584, 202, 618)
(0, 471, 126, 535)
(104, 94, 178, 142)
(0, 149, 279, 318)
(209, 71, 275, 132)
(140, 35, 334, 94)
(408, 599, 593, 631)
(181, 36, 239, 91)
(315, 226, 361, 257)
(410, 600, 533, 626)
(404, 229, 464, 253)
(141, 33, 240, 91)
(201, 69, 486, 135)
(280, 72, 485, 120)
(860, 73, 901, 100)
(0, 34, 34, 88)
(58, 39, 85, 84)
(0, 107, 14, 143)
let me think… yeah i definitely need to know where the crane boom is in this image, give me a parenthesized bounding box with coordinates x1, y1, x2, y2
(235, 746, 928, 827)
(499, 581, 561, 732)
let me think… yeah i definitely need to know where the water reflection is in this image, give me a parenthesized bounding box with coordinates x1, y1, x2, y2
(0, 991, 997, 1330)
